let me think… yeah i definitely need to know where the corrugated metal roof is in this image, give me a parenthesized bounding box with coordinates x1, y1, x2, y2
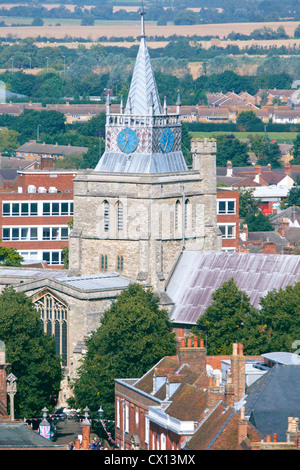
(167, 251, 300, 325)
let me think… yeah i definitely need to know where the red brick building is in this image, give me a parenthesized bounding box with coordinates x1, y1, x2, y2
(217, 188, 240, 252)
(0, 164, 77, 267)
(114, 335, 262, 450)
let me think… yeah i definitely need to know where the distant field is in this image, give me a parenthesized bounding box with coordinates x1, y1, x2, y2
(191, 131, 298, 142)
(0, 19, 299, 41)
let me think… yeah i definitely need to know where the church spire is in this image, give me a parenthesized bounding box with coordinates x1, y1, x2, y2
(125, 5, 162, 116)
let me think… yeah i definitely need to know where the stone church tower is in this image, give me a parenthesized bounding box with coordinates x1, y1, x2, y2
(69, 10, 221, 293)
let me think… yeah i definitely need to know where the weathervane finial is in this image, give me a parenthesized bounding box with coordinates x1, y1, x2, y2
(140, 0, 146, 38)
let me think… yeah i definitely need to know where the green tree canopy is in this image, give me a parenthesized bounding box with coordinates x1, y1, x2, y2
(0, 245, 23, 266)
(194, 280, 300, 356)
(216, 134, 250, 167)
(72, 283, 176, 418)
(0, 287, 62, 418)
(194, 278, 257, 355)
(281, 184, 300, 208)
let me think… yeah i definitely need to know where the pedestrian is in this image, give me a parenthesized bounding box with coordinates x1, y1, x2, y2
(91, 437, 100, 450)
(68, 441, 74, 450)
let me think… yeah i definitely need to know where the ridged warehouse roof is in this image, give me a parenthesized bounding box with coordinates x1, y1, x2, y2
(166, 251, 300, 325)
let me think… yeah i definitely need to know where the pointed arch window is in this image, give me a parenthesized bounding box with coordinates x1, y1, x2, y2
(103, 200, 110, 232)
(117, 255, 124, 271)
(101, 254, 108, 271)
(184, 199, 190, 231)
(117, 201, 123, 232)
(34, 292, 68, 367)
(174, 200, 181, 231)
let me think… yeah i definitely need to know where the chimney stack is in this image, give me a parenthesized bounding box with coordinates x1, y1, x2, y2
(230, 343, 245, 404)
(178, 336, 206, 375)
(238, 406, 248, 445)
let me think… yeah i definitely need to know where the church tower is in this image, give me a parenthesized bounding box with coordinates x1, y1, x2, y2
(69, 9, 221, 293)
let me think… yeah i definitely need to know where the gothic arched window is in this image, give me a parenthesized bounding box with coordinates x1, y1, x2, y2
(103, 200, 110, 232)
(101, 254, 108, 271)
(117, 255, 124, 271)
(117, 201, 123, 232)
(184, 199, 190, 231)
(34, 292, 68, 366)
(174, 200, 181, 231)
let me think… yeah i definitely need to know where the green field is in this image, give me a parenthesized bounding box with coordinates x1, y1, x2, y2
(191, 131, 298, 143)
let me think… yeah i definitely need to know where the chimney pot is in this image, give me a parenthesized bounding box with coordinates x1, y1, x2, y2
(180, 338, 185, 348)
(187, 337, 192, 348)
(193, 336, 198, 348)
(200, 338, 204, 348)
(273, 433, 277, 442)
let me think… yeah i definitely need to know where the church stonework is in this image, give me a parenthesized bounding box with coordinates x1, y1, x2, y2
(0, 11, 221, 406)
(68, 11, 221, 293)
(69, 139, 221, 292)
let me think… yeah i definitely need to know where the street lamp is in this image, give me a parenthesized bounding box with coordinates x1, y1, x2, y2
(98, 405, 104, 419)
(46, 56, 49, 73)
(9, 57, 13, 73)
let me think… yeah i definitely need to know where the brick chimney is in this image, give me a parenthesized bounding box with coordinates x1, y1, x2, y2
(178, 336, 206, 375)
(287, 417, 300, 448)
(254, 165, 261, 184)
(230, 343, 245, 403)
(207, 373, 223, 409)
(224, 372, 235, 407)
(263, 239, 277, 254)
(41, 157, 54, 170)
(226, 160, 233, 177)
(238, 406, 248, 445)
(279, 219, 289, 237)
(284, 163, 291, 175)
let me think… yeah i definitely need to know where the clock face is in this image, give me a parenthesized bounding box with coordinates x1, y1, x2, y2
(117, 127, 139, 154)
(160, 127, 174, 153)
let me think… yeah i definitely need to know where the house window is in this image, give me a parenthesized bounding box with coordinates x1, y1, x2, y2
(103, 201, 110, 232)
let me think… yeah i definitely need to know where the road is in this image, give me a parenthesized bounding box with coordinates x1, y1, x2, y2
(54, 418, 82, 446)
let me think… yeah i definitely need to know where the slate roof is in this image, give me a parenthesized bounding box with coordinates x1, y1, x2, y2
(16, 142, 88, 156)
(0, 422, 65, 448)
(244, 364, 300, 441)
(166, 251, 300, 325)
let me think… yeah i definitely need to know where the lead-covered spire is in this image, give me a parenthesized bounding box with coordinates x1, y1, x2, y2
(125, 7, 162, 116)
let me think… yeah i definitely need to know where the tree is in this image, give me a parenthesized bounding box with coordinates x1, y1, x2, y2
(244, 210, 273, 231)
(238, 187, 261, 219)
(246, 282, 300, 354)
(72, 283, 176, 418)
(216, 134, 250, 167)
(236, 110, 262, 130)
(194, 278, 257, 355)
(0, 245, 23, 266)
(0, 287, 62, 417)
(281, 184, 300, 208)
(291, 134, 300, 164)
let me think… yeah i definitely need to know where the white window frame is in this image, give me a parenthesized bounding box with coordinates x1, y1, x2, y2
(218, 223, 236, 239)
(217, 199, 236, 215)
